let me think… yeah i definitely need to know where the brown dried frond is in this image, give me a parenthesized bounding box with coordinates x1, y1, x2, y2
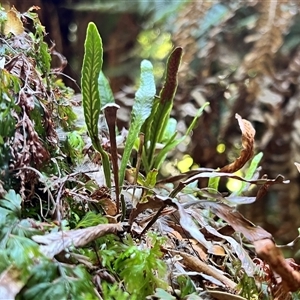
(172, 1, 213, 83)
(5, 51, 57, 199)
(242, 0, 294, 77)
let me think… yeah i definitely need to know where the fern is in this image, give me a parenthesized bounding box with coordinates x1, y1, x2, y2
(119, 60, 156, 188)
(98, 234, 167, 298)
(113, 233, 167, 298)
(0, 190, 97, 300)
(81, 22, 111, 187)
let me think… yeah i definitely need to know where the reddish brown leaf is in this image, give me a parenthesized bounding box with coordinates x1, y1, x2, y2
(99, 198, 117, 216)
(128, 195, 165, 226)
(185, 200, 272, 242)
(156, 167, 215, 184)
(220, 114, 255, 173)
(170, 171, 289, 199)
(254, 239, 300, 292)
(255, 174, 288, 201)
(159, 47, 183, 103)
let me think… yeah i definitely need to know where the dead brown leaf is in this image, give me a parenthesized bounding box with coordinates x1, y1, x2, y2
(220, 114, 255, 173)
(207, 290, 247, 300)
(128, 195, 165, 226)
(170, 171, 289, 199)
(185, 200, 272, 242)
(3, 7, 24, 36)
(99, 198, 117, 216)
(32, 223, 123, 258)
(201, 222, 256, 276)
(255, 174, 288, 202)
(185, 200, 300, 292)
(254, 239, 300, 292)
(167, 249, 237, 290)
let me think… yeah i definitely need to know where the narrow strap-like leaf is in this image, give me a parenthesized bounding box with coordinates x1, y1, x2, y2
(235, 152, 263, 196)
(144, 47, 183, 169)
(153, 102, 210, 169)
(119, 60, 156, 188)
(132, 60, 156, 123)
(81, 22, 111, 187)
(81, 22, 103, 146)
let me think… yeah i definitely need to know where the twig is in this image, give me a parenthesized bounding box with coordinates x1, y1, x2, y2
(167, 249, 237, 291)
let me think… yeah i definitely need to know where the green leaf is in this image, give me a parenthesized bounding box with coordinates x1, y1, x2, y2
(38, 41, 51, 74)
(81, 22, 111, 187)
(76, 212, 108, 228)
(0, 190, 21, 215)
(208, 170, 221, 190)
(153, 102, 209, 169)
(11, 219, 42, 238)
(132, 60, 156, 121)
(81, 22, 102, 146)
(177, 275, 196, 297)
(144, 169, 158, 188)
(114, 239, 167, 298)
(0, 250, 10, 273)
(22, 264, 96, 300)
(236, 152, 263, 196)
(101, 282, 132, 300)
(161, 118, 177, 143)
(6, 235, 41, 267)
(119, 60, 156, 188)
(154, 288, 176, 300)
(98, 71, 115, 108)
(65, 131, 85, 163)
(237, 273, 259, 299)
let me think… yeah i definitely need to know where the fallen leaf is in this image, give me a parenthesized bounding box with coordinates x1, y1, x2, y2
(129, 195, 164, 226)
(184, 200, 272, 243)
(167, 249, 237, 290)
(154, 195, 213, 250)
(3, 8, 24, 36)
(204, 224, 256, 276)
(32, 223, 123, 258)
(189, 239, 208, 260)
(99, 198, 117, 216)
(156, 167, 215, 184)
(206, 290, 247, 300)
(171, 171, 289, 199)
(208, 244, 226, 257)
(184, 199, 300, 292)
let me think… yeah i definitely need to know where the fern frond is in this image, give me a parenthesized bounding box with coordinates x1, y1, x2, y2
(242, 0, 294, 77)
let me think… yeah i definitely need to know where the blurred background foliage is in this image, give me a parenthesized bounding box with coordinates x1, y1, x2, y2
(7, 0, 300, 243)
